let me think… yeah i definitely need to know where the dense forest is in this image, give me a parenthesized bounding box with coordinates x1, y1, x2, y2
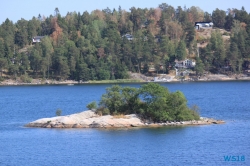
(0, 4, 250, 82)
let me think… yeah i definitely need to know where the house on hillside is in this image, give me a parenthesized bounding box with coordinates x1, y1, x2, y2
(175, 59, 196, 68)
(32, 36, 44, 43)
(122, 34, 133, 41)
(195, 22, 213, 30)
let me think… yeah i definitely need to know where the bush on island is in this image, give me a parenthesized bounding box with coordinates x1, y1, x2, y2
(87, 101, 97, 110)
(56, 109, 62, 116)
(93, 83, 200, 122)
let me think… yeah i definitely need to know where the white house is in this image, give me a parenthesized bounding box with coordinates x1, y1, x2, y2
(122, 34, 133, 41)
(195, 22, 213, 30)
(32, 36, 44, 43)
(175, 59, 196, 68)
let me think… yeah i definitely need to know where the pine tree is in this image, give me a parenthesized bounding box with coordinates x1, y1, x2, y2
(176, 40, 187, 60)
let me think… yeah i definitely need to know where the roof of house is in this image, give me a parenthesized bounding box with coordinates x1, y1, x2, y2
(175, 59, 195, 62)
(194, 22, 213, 26)
(33, 36, 44, 39)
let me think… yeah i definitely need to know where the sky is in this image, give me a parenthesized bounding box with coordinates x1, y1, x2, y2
(1, 0, 249, 23)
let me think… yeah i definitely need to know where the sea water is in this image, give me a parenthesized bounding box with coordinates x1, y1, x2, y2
(0, 81, 249, 165)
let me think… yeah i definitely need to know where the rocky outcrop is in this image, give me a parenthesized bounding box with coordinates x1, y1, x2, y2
(25, 110, 144, 128)
(25, 110, 225, 128)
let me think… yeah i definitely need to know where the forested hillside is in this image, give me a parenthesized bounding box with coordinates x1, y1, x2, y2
(0, 4, 250, 82)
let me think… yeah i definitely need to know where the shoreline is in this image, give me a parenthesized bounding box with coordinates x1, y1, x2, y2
(1, 78, 250, 86)
(1, 77, 250, 86)
(25, 110, 225, 129)
(0, 73, 250, 86)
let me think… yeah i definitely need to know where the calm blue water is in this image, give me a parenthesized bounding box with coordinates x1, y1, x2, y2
(0, 81, 250, 166)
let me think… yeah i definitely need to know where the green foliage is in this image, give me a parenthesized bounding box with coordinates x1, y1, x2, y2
(194, 57, 204, 75)
(185, 22, 195, 47)
(0, 58, 7, 77)
(176, 40, 187, 60)
(96, 83, 200, 122)
(8, 64, 19, 78)
(20, 74, 32, 83)
(99, 85, 124, 114)
(78, 62, 90, 81)
(99, 85, 140, 115)
(224, 14, 234, 30)
(0, 5, 250, 81)
(121, 87, 140, 114)
(56, 109, 62, 116)
(212, 9, 226, 28)
(56, 56, 70, 80)
(87, 101, 97, 110)
(96, 107, 110, 116)
(114, 63, 129, 79)
(97, 69, 110, 80)
(139, 83, 169, 104)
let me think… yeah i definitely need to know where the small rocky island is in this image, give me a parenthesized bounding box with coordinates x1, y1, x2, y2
(26, 83, 225, 129)
(25, 110, 224, 128)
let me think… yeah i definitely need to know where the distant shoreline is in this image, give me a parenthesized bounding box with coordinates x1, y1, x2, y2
(0, 78, 250, 86)
(0, 74, 250, 86)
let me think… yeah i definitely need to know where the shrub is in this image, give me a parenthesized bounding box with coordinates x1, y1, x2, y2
(89, 83, 201, 122)
(96, 107, 110, 116)
(87, 101, 97, 110)
(56, 109, 62, 116)
(99, 85, 140, 114)
(190, 105, 200, 120)
(20, 74, 32, 83)
(99, 85, 123, 114)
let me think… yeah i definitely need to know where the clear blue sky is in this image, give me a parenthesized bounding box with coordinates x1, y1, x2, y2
(1, 0, 249, 23)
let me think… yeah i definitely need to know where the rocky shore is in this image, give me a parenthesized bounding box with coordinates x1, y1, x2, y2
(0, 79, 79, 86)
(25, 110, 225, 129)
(1, 73, 250, 86)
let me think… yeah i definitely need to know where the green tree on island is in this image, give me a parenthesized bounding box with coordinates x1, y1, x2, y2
(95, 83, 200, 122)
